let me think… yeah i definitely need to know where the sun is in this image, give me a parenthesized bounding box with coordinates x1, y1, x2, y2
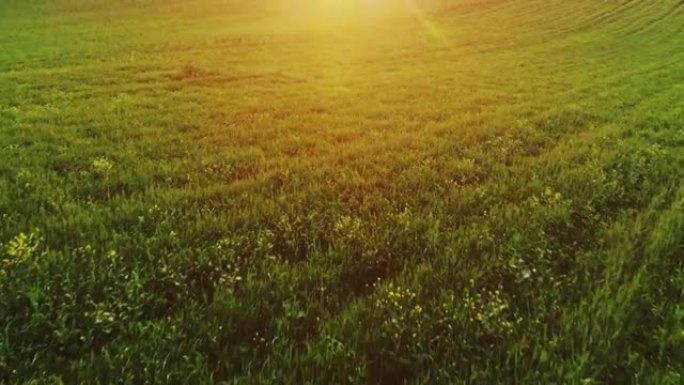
(288, 0, 417, 19)
(280, 0, 446, 43)
(308, 0, 393, 17)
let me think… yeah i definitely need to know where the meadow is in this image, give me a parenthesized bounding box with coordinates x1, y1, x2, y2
(1, 0, 684, 383)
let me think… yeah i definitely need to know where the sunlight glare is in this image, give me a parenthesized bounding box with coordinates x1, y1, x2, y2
(285, 0, 446, 43)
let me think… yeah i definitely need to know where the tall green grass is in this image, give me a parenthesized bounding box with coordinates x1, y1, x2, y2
(1, 0, 684, 383)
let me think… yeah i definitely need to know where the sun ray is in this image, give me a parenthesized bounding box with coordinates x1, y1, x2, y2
(403, 0, 447, 42)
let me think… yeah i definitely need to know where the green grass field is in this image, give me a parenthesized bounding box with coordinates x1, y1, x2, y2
(2, 0, 684, 383)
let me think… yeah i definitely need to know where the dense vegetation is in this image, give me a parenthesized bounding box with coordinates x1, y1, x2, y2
(2, 0, 684, 383)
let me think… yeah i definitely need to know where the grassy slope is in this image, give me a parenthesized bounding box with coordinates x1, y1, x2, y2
(1, 0, 684, 383)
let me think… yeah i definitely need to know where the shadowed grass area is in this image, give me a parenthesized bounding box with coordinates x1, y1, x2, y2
(1, 0, 684, 383)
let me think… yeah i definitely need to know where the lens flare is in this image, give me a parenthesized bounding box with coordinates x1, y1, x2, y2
(403, 0, 446, 42)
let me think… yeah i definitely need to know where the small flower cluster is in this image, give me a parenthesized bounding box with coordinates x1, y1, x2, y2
(508, 257, 536, 283)
(375, 283, 425, 342)
(464, 283, 516, 337)
(529, 186, 564, 207)
(333, 215, 363, 244)
(213, 238, 247, 293)
(91, 157, 114, 173)
(2, 232, 40, 270)
(542, 186, 562, 203)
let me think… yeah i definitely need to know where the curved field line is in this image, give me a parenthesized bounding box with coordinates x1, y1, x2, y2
(607, 0, 672, 35)
(624, 1, 684, 37)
